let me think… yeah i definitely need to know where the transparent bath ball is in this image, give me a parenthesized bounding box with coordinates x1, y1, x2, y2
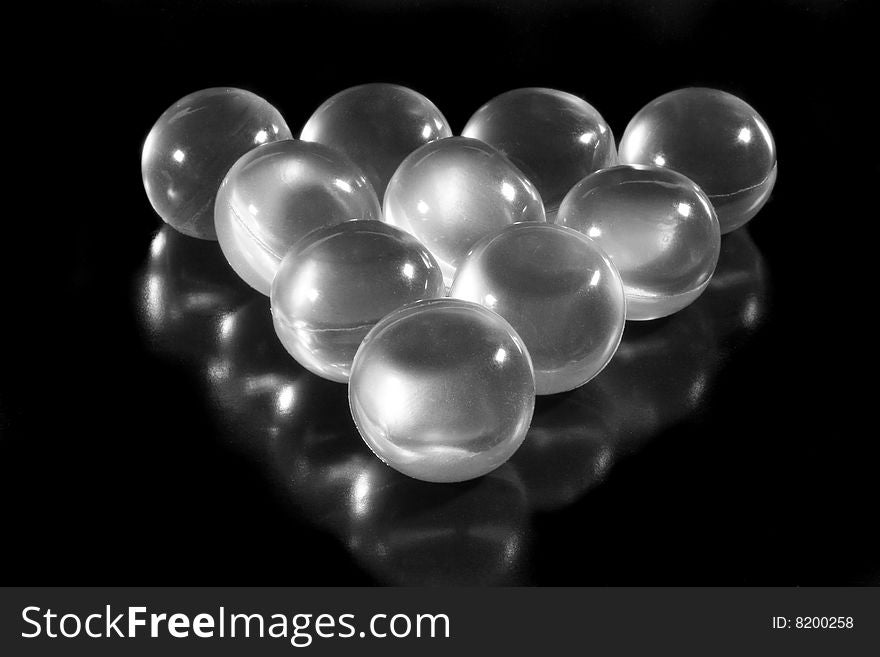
(214, 139, 381, 295)
(450, 223, 625, 395)
(349, 298, 536, 483)
(556, 165, 720, 320)
(142, 87, 291, 240)
(619, 87, 777, 233)
(462, 88, 617, 218)
(271, 221, 445, 383)
(384, 136, 545, 286)
(300, 83, 452, 198)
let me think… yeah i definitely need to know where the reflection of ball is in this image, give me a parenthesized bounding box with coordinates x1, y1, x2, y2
(512, 386, 619, 512)
(142, 88, 291, 239)
(301, 83, 451, 198)
(349, 299, 535, 482)
(463, 87, 616, 218)
(215, 139, 381, 295)
(343, 462, 529, 585)
(384, 137, 545, 286)
(557, 165, 720, 320)
(451, 223, 625, 395)
(619, 88, 776, 233)
(136, 226, 253, 363)
(271, 222, 445, 383)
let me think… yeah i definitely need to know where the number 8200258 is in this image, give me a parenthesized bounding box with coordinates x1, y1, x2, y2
(772, 616, 854, 629)
(797, 617, 854, 629)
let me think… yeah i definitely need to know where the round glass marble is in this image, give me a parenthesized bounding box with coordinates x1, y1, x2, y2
(450, 223, 625, 395)
(384, 136, 545, 286)
(462, 88, 617, 218)
(300, 83, 452, 198)
(142, 87, 291, 240)
(557, 165, 721, 320)
(271, 221, 445, 383)
(349, 298, 535, 483)
(619, 87, 777, 233)
(214, 139, 381, 295)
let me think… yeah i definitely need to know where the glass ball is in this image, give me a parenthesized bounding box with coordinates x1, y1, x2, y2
(619, 87, 777, 233)
(349, 298, 536, 483)
(271, 221, 445, 383)
(462, 88, 617, 218)
(450, 223, 625, 395)
(214, 139, 381, 295)
(384, 136, 546, 286)
(300, 83, 452, 198)
(142, 87, 291, 240)
(556, 165, 721, 320)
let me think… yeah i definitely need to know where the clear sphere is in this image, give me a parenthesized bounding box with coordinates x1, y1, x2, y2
(271, 221, 445, 383)
(384, 136, 546, 286)
(349, 298, 536, 483)
(619, 87, 777, 233)
(142, 87, 291, 240)
(450, 223, 625, 395)
(556, 165, 720, 320)
(214, 139, 381, 295)
(462, 88, 617, 218)
(300, 83, 452, 198)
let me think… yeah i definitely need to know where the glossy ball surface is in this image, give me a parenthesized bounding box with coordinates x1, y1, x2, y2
(349, 299, 535, 483)
(271, 221, 445, 383)
(384, 136, 545, 286)
(557, 165, 720, 320)
(300, 83, 452, 198)
(619, 88, 777, 233)
(215, 139, 381, 295)
(142, 88, 291, 240)
(450, 223, 625, 395)
(462, 88, 617, 218)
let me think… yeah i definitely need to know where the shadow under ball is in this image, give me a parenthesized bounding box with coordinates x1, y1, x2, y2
(462, 87, 617, 219)
(450, 223, 626, 395)
(142, 87, 292, 240)
(349, 299, 536, 483)
(557, 165, 721, 320)
(271, 221, 445, 383)
(300, 83, 452, 199)
(384, 136, 546, 287)
(619, 87, 777, 234)
(214, 139, 381, 295)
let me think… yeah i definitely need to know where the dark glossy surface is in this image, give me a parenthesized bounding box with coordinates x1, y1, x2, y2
(120, 226, 776, 583)
(7, 0, 876, 585)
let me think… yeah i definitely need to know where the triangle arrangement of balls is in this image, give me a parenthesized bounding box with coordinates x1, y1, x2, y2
(142, 83, 777, 483)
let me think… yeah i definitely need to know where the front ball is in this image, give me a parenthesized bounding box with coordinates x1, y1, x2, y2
(349, 299, 536, 483)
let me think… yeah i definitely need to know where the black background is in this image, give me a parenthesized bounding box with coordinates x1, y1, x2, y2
(2, 0, 876, 585)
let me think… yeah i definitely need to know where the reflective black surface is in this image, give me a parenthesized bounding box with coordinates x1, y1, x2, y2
(3, 0, 876, 585)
